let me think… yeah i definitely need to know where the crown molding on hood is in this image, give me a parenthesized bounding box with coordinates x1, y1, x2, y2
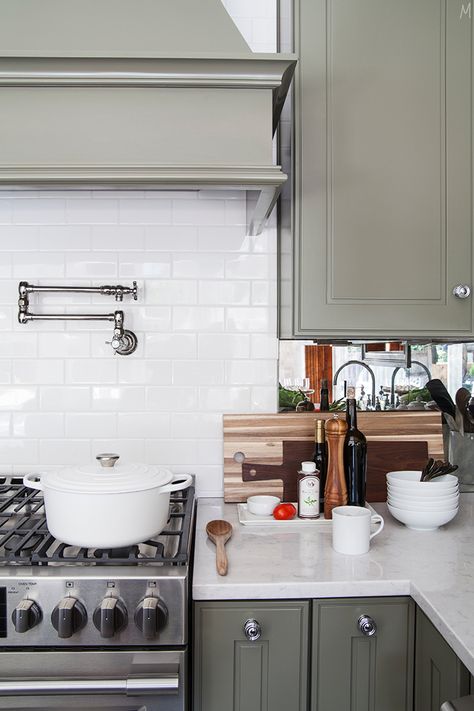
(0, 1, 297, 235)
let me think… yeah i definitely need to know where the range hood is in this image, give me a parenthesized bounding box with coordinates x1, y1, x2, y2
(0, 0, 296, 234)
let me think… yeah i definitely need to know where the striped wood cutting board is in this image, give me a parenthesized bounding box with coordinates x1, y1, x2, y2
(223, 412, 444, 503)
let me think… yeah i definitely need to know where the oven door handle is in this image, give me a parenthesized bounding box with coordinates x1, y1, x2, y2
(0, 676, 179, 696)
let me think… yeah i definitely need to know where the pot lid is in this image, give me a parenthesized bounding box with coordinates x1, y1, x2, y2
(45, 453, 174, 494)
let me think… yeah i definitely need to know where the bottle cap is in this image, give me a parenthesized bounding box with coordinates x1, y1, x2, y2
(301, 461, 317, 473)
(347, 385, 356, 399)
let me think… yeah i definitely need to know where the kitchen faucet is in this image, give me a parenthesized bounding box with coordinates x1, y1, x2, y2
(333, 360, 376, 404)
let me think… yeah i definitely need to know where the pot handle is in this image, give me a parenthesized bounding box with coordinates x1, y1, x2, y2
(23, 472, 44, 492)
(159, 474, 193, 494)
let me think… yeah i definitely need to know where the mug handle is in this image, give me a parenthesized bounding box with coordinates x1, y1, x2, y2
(369, 514, 384, 540)
(23, 473, 44, 492)
(159, 474, 193, 495)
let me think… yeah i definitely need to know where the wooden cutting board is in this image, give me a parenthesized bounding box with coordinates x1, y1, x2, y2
(223, 412, 444, 503)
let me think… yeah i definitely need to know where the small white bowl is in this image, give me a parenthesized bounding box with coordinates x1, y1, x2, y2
(386, 471, 458, 489)
(387, 503, 458, 531)
(247, 495, 281, 517)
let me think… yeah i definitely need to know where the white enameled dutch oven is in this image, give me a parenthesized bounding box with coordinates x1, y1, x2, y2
(23, 453, 193, 549)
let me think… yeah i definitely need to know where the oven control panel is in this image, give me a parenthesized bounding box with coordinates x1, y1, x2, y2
(2, 578, 187, 647)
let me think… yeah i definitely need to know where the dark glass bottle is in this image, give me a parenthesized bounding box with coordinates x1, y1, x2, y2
(320, 379, 330, 411)
(312, 419, 327, 514)
(344, 389, 367, 506)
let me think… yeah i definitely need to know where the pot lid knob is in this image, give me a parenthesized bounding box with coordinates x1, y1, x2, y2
(96, 453, 120, 468)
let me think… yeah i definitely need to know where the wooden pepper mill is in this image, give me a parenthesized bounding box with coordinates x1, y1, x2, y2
(324, 415, 348, 519)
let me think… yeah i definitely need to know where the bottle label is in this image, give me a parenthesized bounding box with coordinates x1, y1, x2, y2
(298, 475, 320, 518)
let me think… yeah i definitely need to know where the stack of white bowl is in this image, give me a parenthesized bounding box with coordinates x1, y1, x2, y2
(386, 470, 459, 531)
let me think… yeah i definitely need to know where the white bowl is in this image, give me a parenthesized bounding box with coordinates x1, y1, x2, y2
(247, 495, 281, 516)
(387, 482, 458, 498)
(387, 496, 459, 512)
(387, 503, 458, 531)
(386, 471, 459, 489)
(387, 489, 459, 504)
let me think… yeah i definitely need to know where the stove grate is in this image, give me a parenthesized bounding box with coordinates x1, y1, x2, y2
(0, 477, 194, 566)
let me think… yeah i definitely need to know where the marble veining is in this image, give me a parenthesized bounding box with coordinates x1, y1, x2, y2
(193, 494, 474, 675)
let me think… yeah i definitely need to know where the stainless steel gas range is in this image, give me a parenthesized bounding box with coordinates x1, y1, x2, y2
(0, 476, 196, 711)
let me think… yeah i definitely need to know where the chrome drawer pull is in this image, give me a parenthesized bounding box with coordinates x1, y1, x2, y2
(0, 676, 179, 696)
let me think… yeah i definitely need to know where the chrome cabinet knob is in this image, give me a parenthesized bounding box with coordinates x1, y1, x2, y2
(243, 618, 262, 642)
(453, 285, 471, 299)
(358, 614, 377, 637)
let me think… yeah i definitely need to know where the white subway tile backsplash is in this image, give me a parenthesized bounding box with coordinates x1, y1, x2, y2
(0, 413, 10, 437)
(65, 413, 117, 438)
(198, 280, 250, 305)
(173, 199, 226, 226)
(40, 386, 90, 412)
(0, 439, 39, 465)
(38, 333, 90, 358)
(146, 280, 198, 305)
(225, 306, 275, 333)
(13, 199, 66, 224)
(117, 412, 171, 439)
(66, 198, 118, 224)
(145, 333, 197, 359)
(12, 360, 65, 385)
(172, 360, 225, 386)
(119, 199, 172, 224)
(225, 359, 277, 386)
(146, 386, 198, 412)
(0, 0, 279, 495)
(66, 359, 118, 384)
(39, 439, 91, 465)
(91, 386, 145, 411)
(170, 412, 222, 439)
(172, 254, 225, 279)
(173, 306, 224, 332)
(13, 413, 64, 438)
(198, 333, 250, 359)
(12, 252, 64, 279)
(198, 386, 251, 412)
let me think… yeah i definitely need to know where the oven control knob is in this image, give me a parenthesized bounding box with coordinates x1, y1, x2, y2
(134, 597, 168, 640)
(93, 597, 128, 638)
(12, 599, 42, 633)
(51, 597, 88, 639)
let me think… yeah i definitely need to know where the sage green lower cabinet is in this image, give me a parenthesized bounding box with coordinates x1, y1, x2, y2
(312, 597, 415, 711)
(193, 600, 309, 711)
(414, 608, 470, 710)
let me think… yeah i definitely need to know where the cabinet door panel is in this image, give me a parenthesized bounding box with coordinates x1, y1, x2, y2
(312, 597, 414, 711)
(415, 608, 469, 711)
(290, 0, 474, 339)
(193, 601, 309, 711)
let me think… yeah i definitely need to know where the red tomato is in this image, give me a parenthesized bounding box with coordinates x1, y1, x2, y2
(273, 503, 296, 520)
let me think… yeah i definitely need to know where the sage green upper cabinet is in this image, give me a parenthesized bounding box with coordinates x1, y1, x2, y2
(280, 0, 474, 340)
(312, 597, 415, 711)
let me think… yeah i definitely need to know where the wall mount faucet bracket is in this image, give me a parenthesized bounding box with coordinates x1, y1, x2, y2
(17, 281, 138, 356)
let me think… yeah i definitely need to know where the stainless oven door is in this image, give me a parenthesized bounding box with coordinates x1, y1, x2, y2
(0, 650, 187, 711)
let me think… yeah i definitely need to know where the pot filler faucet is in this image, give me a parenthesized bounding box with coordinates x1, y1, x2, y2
(17, 281, 138, 356)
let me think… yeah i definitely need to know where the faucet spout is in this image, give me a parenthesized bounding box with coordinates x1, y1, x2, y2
(333, 360, 376, 404)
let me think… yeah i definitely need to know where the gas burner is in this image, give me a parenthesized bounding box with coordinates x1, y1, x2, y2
(0, 477, 194, 566)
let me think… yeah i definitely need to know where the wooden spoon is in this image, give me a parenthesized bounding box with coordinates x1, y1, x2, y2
(206, 520, 232, 576)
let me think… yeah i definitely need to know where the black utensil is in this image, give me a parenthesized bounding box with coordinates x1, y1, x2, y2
(426, 380, 456, 420)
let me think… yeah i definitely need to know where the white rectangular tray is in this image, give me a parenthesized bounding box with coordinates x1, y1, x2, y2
(238, 502, 376, 527)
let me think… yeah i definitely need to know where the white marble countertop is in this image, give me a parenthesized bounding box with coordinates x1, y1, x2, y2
(193, 495, 474, 675)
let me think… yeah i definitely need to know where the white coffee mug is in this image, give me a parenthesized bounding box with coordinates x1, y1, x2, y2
(332, 506, 384, 555)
